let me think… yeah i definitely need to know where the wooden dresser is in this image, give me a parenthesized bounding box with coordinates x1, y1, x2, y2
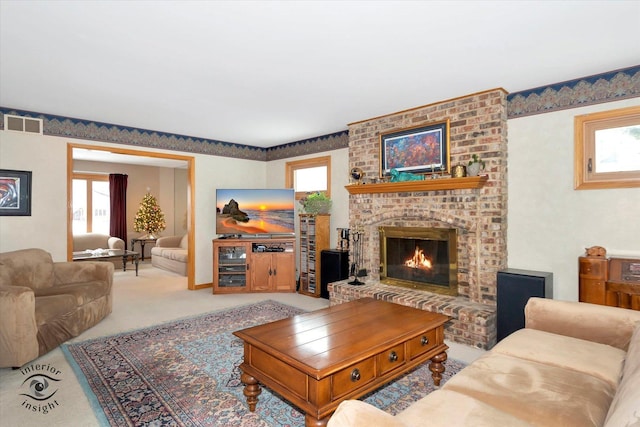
(579, 246, 640, 310)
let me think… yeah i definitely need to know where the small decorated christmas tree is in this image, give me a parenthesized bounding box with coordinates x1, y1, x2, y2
(133, 193, 166, 238)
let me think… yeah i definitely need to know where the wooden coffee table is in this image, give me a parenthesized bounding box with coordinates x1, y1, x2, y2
(233, 297, 449, 426)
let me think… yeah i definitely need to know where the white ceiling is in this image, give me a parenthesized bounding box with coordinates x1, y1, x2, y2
(1, 1, 639, 149)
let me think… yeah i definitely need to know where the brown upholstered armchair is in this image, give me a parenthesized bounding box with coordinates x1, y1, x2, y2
(0, 248, 113, 368)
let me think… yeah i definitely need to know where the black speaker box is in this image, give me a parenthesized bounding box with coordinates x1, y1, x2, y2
(497, 269, 553, 342)
(320, 250, 349, 299)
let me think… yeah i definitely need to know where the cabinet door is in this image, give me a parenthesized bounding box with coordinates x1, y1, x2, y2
(580, 279, 606, 304)
(579, 257, 608, 304)
(251, 253, 272, 291)
(214, 242, 249, 293)
(273, 252, 295, 292)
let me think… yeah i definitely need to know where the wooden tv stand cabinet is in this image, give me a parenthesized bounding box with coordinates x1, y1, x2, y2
(212, 237, 295, 294)
(579, 246, 640, 310)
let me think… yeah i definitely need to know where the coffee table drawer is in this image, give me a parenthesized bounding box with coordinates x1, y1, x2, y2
(378, 343, 405, 375)
(332, 358, 375, 399)
(408, 329, 438, 359)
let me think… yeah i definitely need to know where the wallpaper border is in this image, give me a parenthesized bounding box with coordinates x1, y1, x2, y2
(1, 66, 637, 161)
(507, 65, 640, 119)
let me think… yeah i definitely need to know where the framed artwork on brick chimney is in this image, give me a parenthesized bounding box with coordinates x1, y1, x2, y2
(379, 119, 450, 178)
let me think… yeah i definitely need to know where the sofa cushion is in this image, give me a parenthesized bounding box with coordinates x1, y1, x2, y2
(73, 233, 111, 251)
(329, 400, 405, 427)
(442, 353, 616, 427)
(396, 389, 534, 427)
(180, 234, 188, 249)
(492, 328, 626, 387)
(152, 248, 188, 263)
(604, 322, 640, 427)
(525, 297, 640, 351)
(0, 248, 55, 290)
(34, 294, 77, 325)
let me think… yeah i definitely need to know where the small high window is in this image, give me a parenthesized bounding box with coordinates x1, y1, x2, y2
(574, 105, 640, 190)
(285, 156, 331, 199)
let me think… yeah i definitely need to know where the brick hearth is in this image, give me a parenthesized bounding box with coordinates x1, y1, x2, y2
(329, 280, 496, 350)
(331, 88, 508, 350)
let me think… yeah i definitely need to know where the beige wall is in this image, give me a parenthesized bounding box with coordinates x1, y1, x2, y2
(0, 132, 68, 257)
(507, 97, 640, 301)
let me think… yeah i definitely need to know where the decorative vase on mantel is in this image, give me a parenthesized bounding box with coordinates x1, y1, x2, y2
(467, 154, 486, 177)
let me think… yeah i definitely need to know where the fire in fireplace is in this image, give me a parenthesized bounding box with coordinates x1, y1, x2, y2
(379, 226, 458, 296)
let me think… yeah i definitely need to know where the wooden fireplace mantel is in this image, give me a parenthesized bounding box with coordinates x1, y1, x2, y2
(345, 175, 488, 194)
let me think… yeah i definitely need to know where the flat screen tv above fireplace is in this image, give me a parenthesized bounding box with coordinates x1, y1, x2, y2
(379, 226, 458, 296)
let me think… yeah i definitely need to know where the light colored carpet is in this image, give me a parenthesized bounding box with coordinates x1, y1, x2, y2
(0, 263, 484, 426)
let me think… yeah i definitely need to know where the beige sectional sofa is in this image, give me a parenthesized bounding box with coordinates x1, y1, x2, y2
(329, 298, 640, 427)
(151, 234, 188, 276)
(0, 248, 113, 368)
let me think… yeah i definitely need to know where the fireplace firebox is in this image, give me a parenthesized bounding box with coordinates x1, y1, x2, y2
(379, 226, 458, 296)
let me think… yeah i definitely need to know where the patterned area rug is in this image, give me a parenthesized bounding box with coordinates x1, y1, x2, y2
(63, 301, 465, 426)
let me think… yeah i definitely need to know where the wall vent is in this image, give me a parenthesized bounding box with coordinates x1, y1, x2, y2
(4, 114, 43, 135)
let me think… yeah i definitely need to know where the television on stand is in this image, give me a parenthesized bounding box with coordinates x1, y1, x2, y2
(215, 188, 296, 238)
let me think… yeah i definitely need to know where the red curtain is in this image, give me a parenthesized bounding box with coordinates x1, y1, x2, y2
(109, 174, 128, 247)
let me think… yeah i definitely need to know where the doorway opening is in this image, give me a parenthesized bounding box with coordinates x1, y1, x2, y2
(67, 143, 197, 290)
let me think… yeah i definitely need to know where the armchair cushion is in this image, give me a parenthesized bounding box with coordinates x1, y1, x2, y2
(0, 248, 55, 289)
(0, 284, 39, 368)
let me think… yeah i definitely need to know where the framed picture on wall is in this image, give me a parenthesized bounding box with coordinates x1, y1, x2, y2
(0, 169, 32, 216)
(379, 120, 450, 177)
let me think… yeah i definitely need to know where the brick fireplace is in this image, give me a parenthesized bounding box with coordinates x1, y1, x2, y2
(330, 88, 508, 350)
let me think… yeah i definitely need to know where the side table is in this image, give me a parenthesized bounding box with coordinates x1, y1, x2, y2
(131, 237, 157, 261)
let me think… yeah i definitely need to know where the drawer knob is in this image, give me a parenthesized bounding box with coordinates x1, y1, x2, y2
(388, 351, 398, 362)
(421, 336, 429, 346)
(350, 368, 361, 382)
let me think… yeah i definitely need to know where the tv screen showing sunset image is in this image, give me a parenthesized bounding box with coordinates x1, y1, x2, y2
(215, 188, 296, 236)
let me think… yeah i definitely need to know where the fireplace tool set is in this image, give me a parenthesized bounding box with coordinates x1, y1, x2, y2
(348, 228, 366, 285)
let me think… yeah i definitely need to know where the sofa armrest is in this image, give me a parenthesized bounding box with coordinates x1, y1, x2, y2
(156, 236, 182, 248)
(0, 285, 39, 368)
(328, 400, 406, 427)
(525, 297, 640, 351)
(107, 237, 125, 250)
(53, 261, 114, 288)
